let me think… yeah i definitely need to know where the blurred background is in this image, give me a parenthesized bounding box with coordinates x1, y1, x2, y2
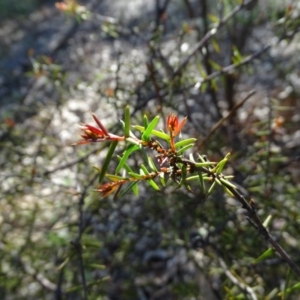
(1, 0, 300, 299)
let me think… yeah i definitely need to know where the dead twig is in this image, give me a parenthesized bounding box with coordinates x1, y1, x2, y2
(200, 89, 256, 146)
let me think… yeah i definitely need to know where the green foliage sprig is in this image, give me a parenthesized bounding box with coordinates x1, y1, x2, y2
(74, 107, 233, 199)
(74, 106, 300, 279)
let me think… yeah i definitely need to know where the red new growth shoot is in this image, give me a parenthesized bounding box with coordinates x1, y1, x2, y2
(166, 114, 187, 151)
(73, 113, 125, 145)
(166, 114, 187, 137)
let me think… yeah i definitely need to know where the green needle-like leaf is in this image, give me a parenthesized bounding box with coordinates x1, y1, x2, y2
(99, 141, 118, 183)
(207, 180, 216, 195)
(115, 144, 139, 174)
(141, 116, 160, 141)
(93, 165, 101, 172)
(197, 154, 208, 163)
(177, 164, 187, 188)
(118, 158, 134, 174)
(105, 174, 127, 181)
(194, 162, 217, 167)
(197, 169, 206, 196)
(215, 177, 234, 196)
(121, 181, 138, 197)
(140, 164, 150, 175)
(252, 248, 276, 264)
(281, 268, 292, 300)
(148, 156, 158, 172)
(124, 105, 130, 137)
(175, 138, 197, 148)
(140, 165, 160, 190)
(148, 179, 160, 190)
(278, 280, 300, 297)
(120, 120, 140, 141)
(159, 172, 165, 187)
(132, 181, 139, 195)
(143, 114, 149, 128)
(132, 125, 170, 140)
(212, 152, 231, 174)
(177, 144, 194, 155)
(140, 147, 150, 166)
(219, 177, 237, 189)
(128, 172, 145, 179)
(186, 175, 210, 181)
(177, 165, 192, 192)
(263, 215, 272, 228)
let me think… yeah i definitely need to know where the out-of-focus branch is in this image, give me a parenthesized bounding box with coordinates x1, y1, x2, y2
(199, 0, 222, 118)
(219, 258, 258, 300)
(200, 90, 256, 146)
(71, 174, 99, 300)
(21, 260, 57, 292)
(132, 31, 270, 115)
(173, 0, 256, 77)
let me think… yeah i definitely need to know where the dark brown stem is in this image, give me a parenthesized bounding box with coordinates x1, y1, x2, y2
(147, 61, 164, 111)
(199, 0, 222, 118)
(220, 180, 300, 277)
(178, 158, 300, 277)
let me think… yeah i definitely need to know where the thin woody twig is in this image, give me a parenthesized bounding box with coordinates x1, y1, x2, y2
(132, 40, 270, 115)
(201, 89, 256, 146)
(201, 44, 271, 83)
(147, 61, 164, 111)
(71, 174, 98, 300)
